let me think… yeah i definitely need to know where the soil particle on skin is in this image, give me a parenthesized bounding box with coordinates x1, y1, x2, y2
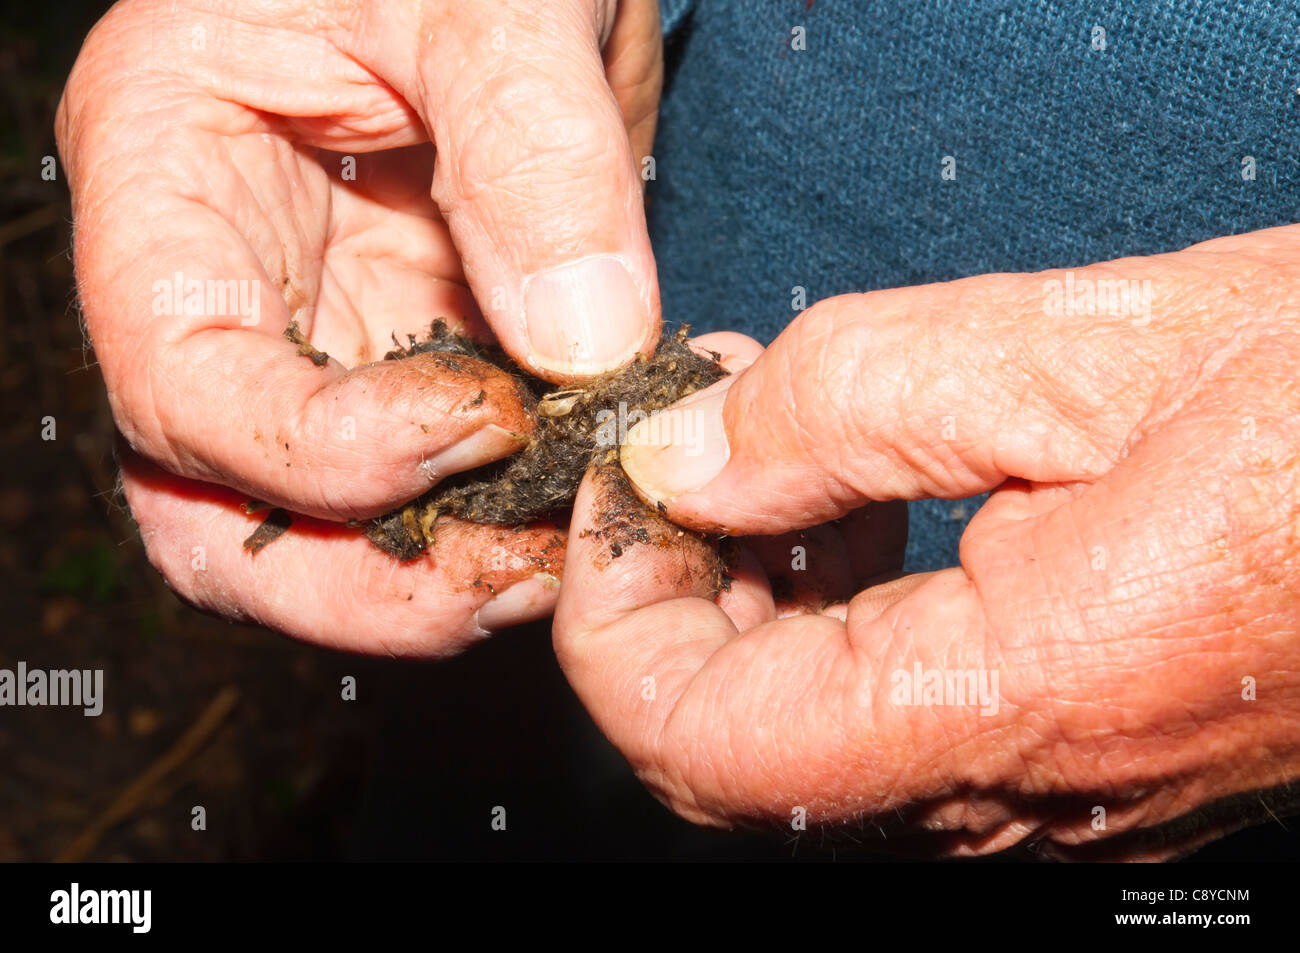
(366, 321, 726, 561)
(578, 463, 731, 597)
(385, 319, 542, 417)
(243, 508, 293, 555)
(578, 463, 657, 561)
(384, 320, 483, 361)
(284, 320, 330, 367)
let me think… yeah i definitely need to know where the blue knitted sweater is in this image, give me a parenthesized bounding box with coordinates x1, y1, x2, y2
(650, 0, 1298, 570)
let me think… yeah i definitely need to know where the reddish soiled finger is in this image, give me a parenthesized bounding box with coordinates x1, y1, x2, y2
(553, 466, 1001, 829)
(144, 324, 534, 522)
(552, 466, 740, 792)
(121, 447, 565, 656)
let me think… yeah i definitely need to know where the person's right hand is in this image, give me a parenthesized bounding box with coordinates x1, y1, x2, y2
(56, 0, 663, 654)
(556, 230, 1300, 858)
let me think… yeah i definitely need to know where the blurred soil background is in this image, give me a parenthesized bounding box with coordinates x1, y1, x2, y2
(1, 1, 1295, 862)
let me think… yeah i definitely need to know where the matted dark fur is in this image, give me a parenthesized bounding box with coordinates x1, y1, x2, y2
(366, 321, 726, 560)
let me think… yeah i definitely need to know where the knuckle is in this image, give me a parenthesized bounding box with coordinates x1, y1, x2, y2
(440, 62, 623, 215)
(778, 296, 877, 488)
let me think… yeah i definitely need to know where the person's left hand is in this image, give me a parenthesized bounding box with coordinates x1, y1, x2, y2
(553, 226, 1300, 859)
(57, 0, 667, 653)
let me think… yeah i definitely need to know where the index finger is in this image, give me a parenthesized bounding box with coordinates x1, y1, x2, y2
(68, 145, 533, 519)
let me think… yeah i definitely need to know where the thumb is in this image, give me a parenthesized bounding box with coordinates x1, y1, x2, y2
(621, 261, 1189, 534)
(382, 0, 661, 381)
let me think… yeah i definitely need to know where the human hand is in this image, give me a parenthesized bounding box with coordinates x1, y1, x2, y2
(56, 0, 662, 653)
(554, 227, 1300, 858)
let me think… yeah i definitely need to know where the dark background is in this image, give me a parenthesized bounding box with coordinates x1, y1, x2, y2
(1, 1, 1296, 862)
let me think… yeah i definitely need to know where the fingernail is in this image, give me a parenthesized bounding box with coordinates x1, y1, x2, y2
(418, 424, 528, 483)
(474, 572, 561, 632)
(620, 377, 732, 503)
(523, 256, 648, 376)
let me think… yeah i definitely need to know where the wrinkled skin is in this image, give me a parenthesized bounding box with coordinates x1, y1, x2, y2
(56, 0, 890, 655)
(558, 231, 1300, 859)
(62, 0, 1300, 859)
(56, 0, 670, 653)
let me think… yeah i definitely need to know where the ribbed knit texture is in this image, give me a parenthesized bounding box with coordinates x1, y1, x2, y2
(651, 0, 1299, 570)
